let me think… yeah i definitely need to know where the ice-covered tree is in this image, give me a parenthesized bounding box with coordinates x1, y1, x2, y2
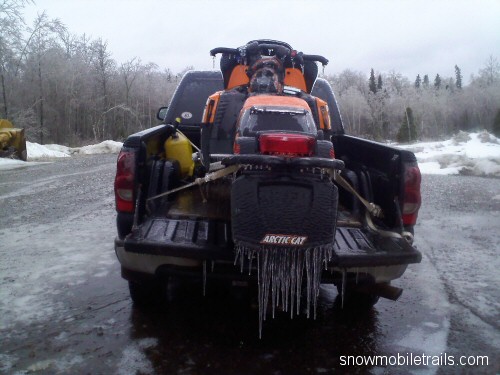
(0, 0, 32, 118)
(479, 55, 500, 85)
(423, 74, 429, 88)
(24, 12, 66, 143)
(434, 74, 441, 89)
(455, 65, 462, 89)
(369, 68, 377, 94)
(493, 108, 500, 137)
(397, 107, 417, 143)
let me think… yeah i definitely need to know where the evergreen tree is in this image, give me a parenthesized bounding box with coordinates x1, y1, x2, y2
(397, 107, 417, 143)
(455, 65, 462, 89)
(434, 74, 441, 89)
(377, 74, 383, 90)
(423, 74, 429, 88)
(415, 74, 421, 88)
(369, 68, 377, 94)
(493, 108, 500, 137)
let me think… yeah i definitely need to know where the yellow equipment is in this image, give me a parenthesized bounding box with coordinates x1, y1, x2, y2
(0, 119, 27, 161)
(165, 131, 194, 177)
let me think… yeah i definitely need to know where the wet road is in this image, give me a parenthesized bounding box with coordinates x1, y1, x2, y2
(0, 155, 498, 374)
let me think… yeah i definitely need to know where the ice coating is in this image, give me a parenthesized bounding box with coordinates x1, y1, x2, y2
(235, 244, 333, 338)
(203, 260, 207, 297)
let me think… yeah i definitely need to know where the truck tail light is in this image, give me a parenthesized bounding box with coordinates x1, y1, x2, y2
(402, 162, 421, 225)
(114, 150, 136, 213)
(329, 147, 336, 159)
(259, 133, 315, 157)
(233, 141, 241, 154)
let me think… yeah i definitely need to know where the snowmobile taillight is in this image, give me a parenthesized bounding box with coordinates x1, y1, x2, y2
(259, 133, 315, 157)
(402, 162, 421, 225)
(114, 149, 136, 213)
(329, 147, 336, 159)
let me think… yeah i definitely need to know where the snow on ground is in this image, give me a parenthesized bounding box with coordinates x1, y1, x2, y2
(0, 140, 123, 170)
(0, 158, 48, 170)
(1, 132, 500, 176)
(396, 131, 500, 177)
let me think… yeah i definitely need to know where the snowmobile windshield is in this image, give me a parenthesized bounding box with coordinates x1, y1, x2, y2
(239, 107, 317, 135)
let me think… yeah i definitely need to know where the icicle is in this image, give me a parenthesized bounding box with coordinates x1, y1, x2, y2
(235, 243, 333, 337)
(312, 247, 322, 319)
(202, 260, 207, 297)
(248, 250, 254, 276)
(296, 249, 305, 316)
(341, 269, 346, 309)
(289, 248, 298, 318)
(234, 245, 241, 265)
(271, 248, 277, 318)
(305, 248, 312, 318)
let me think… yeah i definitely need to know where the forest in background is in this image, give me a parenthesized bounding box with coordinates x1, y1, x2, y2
(2, 1, 500, 146)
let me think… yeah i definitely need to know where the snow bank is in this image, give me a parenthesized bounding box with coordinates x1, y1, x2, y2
(27, 141, 71, 158)
(74, 140, 123, 155)
(25, 140, 123, 160)
(396, 131, 500, 177)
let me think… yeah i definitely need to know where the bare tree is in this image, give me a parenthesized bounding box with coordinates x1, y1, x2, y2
(24, 11, 66, 143)
(89, 38, 116, 140)
(479, 55, 500, 86)
(0, 0, 33, 118)
(120, 57, 141, 106)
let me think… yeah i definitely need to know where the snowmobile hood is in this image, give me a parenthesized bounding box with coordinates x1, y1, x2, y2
(242, 95, 311, 111)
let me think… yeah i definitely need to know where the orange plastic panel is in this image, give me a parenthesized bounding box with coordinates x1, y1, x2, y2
(284, 68, 307, 92)
(202, 92, 221, 123)
(315, 98, 331, 130)
(227, 65, 249, 90)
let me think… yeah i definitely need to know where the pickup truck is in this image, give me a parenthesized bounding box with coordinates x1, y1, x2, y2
(114, 40, 422, 334)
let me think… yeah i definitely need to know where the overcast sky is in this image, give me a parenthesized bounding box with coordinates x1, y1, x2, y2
(24, 0, 500, 83)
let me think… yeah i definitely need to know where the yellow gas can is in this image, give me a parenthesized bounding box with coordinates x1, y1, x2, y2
(165, 132, 194, 176)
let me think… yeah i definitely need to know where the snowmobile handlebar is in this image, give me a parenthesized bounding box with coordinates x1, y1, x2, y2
(210, 44, 289, 58)
(210, 47, 239, 56)
(302, 54, 329, 66)
(210, 43, 329, 66)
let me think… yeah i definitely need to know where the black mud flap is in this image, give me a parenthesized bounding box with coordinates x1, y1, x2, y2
(231, 172, 338, 249)
(230, 170, 339, 336)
